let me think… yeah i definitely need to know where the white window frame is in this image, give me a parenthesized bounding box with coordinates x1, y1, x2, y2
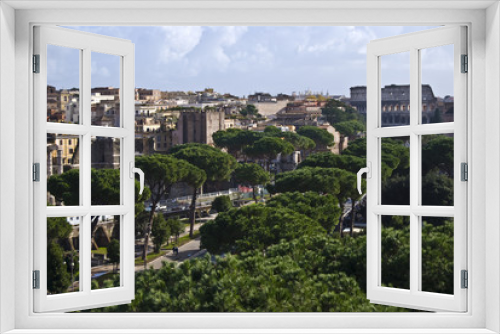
(1, 1, 498, 333)
(366, 26, 467, 312)
(33, 25, 136, 312)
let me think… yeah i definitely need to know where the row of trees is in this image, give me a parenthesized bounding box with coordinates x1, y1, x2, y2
(93, 215, 453, 312)
(212, 125, 334, 163)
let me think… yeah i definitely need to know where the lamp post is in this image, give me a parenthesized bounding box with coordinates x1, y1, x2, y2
(65, 252, 75, 292)
(70, 252, 74, 292)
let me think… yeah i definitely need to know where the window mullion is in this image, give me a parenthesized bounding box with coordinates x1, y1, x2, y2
(409, 46, 420, 295)
(81, 48, 92, 294)
(80, 214, 89, 293)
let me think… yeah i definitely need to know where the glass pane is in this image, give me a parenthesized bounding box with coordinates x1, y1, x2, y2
(47, 216, 80, 295)
(421, 45, 454, 124)
(381, 215, 410, 289)
(381, 137, 410, 205)
(47, 133, 80, 206)
(91, 52, 121, 127)
(421, 134, 454, 206)
(91, 136, 121, 206)
(421, 217, 454, 294)
(47, 44, 81, 124)
(380, 52, 410, 127)
(91, 215, 121, 290)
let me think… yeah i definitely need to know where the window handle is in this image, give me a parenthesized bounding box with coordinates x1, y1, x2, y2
(357, 162, 371, 195)
(130, 162, 145, 195)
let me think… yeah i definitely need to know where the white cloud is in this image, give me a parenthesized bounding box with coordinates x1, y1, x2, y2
(159, 26, 203, 62)
(91, 63, 110, 77)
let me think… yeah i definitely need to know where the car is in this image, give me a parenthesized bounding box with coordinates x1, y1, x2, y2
(145, 204, 162, 212)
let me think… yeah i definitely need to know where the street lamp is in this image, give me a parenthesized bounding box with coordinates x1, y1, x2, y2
(70, 252, 74, 292)
(64, 252, 75, 292)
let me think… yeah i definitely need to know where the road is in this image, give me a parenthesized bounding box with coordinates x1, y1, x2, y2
(144, 238, 207, 270)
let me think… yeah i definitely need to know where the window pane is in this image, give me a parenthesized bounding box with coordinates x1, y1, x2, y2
(47, 216, 80, 295)
(91, 215, 121, 290)
(421, 217, 454, 294)
(91, 136, 121, 206)
(421, 45, 454, 124)
(381, 137, 410, 205)
(47, 45, 81, 124)
(47, 133, 80, 206)
(421, 134, 454, 206)
(91, 52, 121, 127)
(381, 215, 410, 289)
(380, 52, 410, 127)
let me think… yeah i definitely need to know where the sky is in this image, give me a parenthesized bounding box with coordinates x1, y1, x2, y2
(48, 26, 454, 98)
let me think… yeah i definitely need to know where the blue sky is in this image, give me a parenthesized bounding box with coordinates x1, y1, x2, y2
(50, 26, 453, 98)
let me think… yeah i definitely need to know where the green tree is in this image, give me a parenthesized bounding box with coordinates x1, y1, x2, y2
(421, 219, 454, 294)
(92, 234, 415, 313)
(343, 137, 410, 180)
(381, 174, 410, 205)
(90, 169, 121, 205)
(48, 168, 150, 236)
(46, 217, 73, 294)
(47, 216, 73, 240)
(233, 163, 270, 202)
(297, 153, 371, 237)
(272, 167, 361, 237)
(422, 135, 454, 177)
(263, 125, 282, 136)
(381, 172, 453, 207)
(200, 205, 325, 254)
(213, 128, 263, 159)
(107, 239, 120, 273)
(298, 152, 366, 174)
(296, 126, 335, 149)
(279, 132, 316, 152)
(135, 154, 201, 268)
(47, 169, 80, 206)
(181, 167, 206, 238)
(334, 120, 365, 138)
(171, 143, 237, 237)
(151, 214, 170, 253)
(240, 104, 259, 117)
(135, 178, 151, 219)
(211, 195, 232, 213)
(266, 191, 341, 232)
(321, 99, 360, 124)
(264, 129, 316, 153)
(272, 167, 341, 194)
(422, 172, 454, 206)
(166, 218, 184, 244)
(91, 223, 454, 313)
(47, 242, 72, 294)
(380, 220, 410, 289)
(244, 137, 294, 171)
(341, 137, 366, 157)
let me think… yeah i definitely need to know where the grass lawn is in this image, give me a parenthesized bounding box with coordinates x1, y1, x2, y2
(91, 247, 107, 255)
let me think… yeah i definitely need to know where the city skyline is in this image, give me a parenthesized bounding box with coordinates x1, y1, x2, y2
(50, 25, 454, 98)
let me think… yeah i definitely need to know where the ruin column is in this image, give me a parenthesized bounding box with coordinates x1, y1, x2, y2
(56, 149, 63, 174)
